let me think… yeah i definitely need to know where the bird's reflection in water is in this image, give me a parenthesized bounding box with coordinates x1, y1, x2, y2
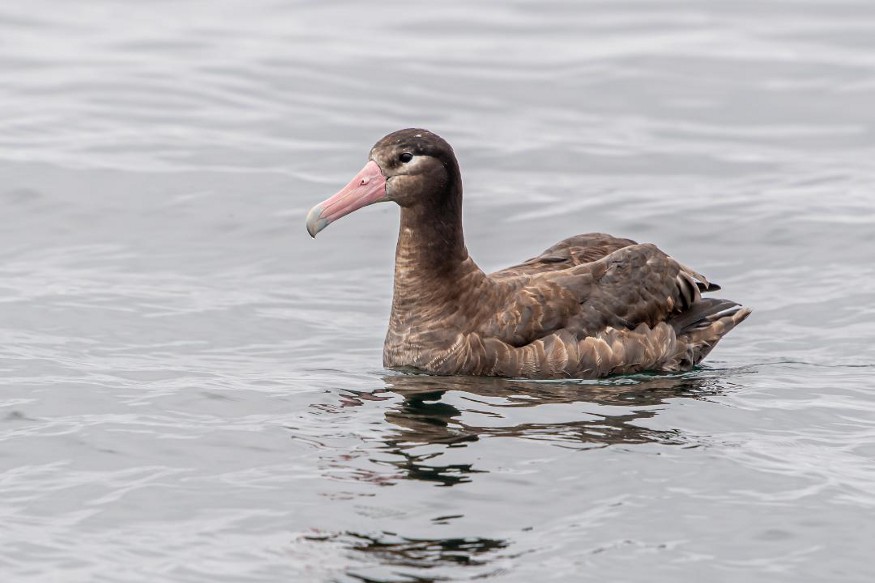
(314, 372, 730, 579)
(305, 530, 509, 573)
(337, 371, 728, 487)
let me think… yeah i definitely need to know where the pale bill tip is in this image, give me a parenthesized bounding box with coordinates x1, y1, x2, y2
(305, 205, 328, 238)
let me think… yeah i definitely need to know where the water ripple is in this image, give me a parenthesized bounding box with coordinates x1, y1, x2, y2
(2, 1, 875, 581)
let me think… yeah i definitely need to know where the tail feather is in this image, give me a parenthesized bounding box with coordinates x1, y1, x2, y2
(670, 298, 741, 333)
(669, 299, 751, 370)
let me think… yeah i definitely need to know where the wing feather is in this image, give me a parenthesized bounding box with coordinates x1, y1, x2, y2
(490, 233, 637, 279)
(482, 243, 705, 344)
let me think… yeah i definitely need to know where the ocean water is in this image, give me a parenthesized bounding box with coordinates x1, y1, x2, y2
(2, 1, 875, 581)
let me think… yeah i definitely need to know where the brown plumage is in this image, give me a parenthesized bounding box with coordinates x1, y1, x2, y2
(306, 128, 750, 379)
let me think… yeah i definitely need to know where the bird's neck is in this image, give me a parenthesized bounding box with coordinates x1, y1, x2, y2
(388, 196, 486, 332)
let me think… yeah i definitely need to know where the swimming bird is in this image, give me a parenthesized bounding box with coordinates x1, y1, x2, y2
(306, 129, 750, 379)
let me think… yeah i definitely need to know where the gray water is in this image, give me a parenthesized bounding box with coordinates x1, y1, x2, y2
(2, 1, 875, 581)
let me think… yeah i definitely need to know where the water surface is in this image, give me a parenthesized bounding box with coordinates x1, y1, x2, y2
(2, 1, 875, 581)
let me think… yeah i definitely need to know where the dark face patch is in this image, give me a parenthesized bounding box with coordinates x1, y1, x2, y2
(369, 129, 460, 208)
(371, 129, 455, 170)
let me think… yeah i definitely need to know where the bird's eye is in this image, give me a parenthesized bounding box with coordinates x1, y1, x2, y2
(399, 152, 413, 163)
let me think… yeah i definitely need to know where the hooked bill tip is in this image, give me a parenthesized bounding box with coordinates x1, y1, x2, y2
(306, 204, 328, 238)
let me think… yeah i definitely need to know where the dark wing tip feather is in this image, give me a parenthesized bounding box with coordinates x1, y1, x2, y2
(675, 260, 721, 293)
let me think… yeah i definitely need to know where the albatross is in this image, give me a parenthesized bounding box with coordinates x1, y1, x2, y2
(306, 128, 750, 379)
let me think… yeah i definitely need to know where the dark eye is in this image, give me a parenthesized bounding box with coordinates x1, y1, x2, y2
(399, 152, 413, 163)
